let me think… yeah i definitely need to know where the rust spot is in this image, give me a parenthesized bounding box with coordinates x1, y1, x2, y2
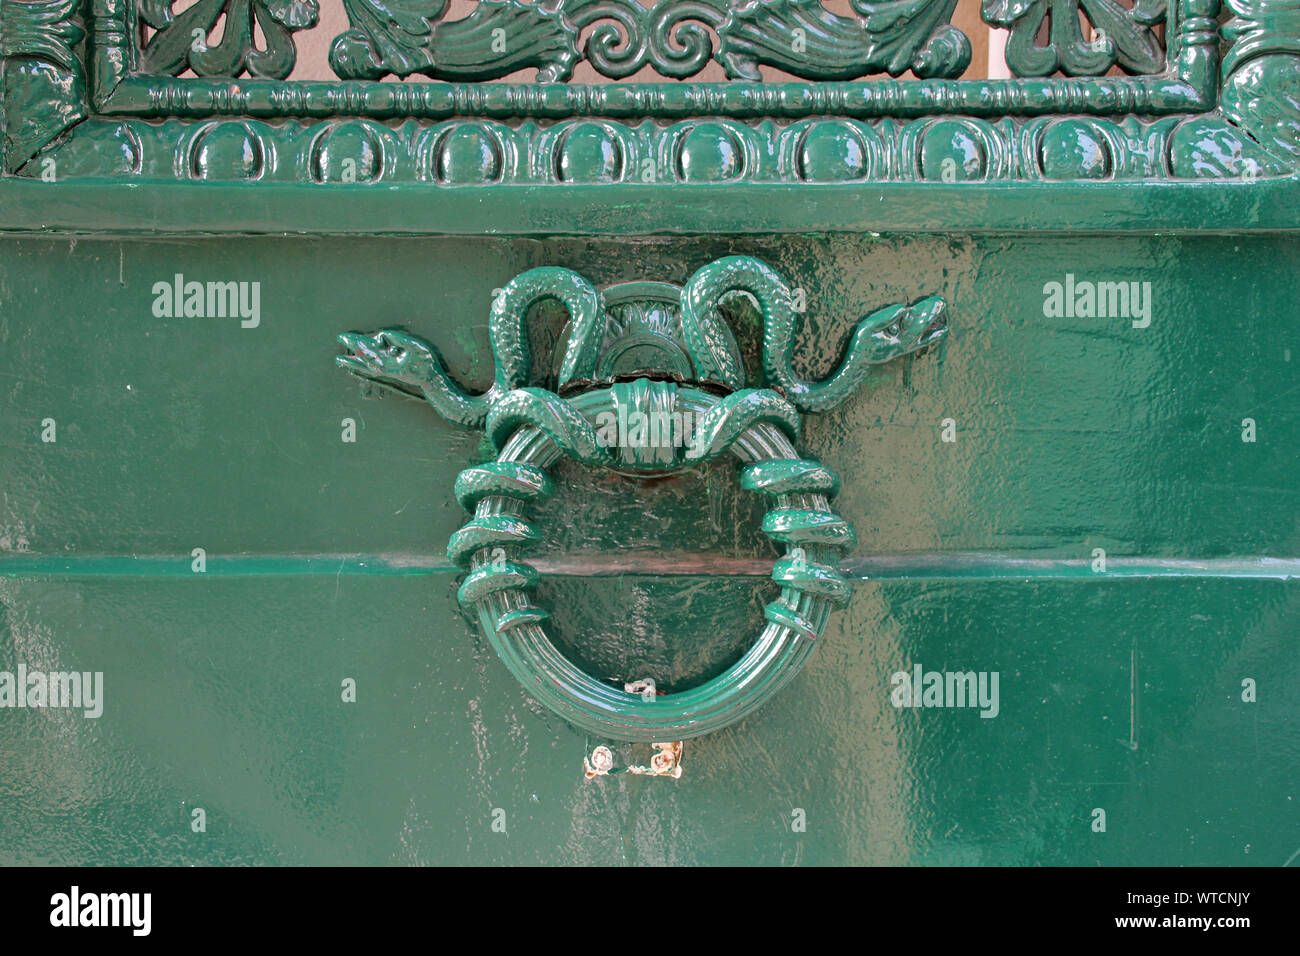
(581, 741, 684, 779)
(628, 741, 683, 779)
(583, 745, 615, 779)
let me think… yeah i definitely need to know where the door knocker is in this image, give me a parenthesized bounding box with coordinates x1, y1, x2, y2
(336, 256, 946, 740)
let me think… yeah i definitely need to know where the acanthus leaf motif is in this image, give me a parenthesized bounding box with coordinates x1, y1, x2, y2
(139, 0, 320, 80)
(980, 0, 1167, 76)
(717, 0, 970, 80)
(1, 0, 86, 71)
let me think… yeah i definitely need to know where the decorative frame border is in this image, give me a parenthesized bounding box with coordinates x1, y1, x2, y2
(1, 0, 1299, 193)
(89, 0, 1216, 120)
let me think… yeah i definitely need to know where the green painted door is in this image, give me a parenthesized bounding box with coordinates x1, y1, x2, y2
(0, 0, 1296, 866)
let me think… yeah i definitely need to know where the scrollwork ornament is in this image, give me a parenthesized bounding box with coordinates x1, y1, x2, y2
(564, 0, 652, 78)
(324, 0, 972, 81)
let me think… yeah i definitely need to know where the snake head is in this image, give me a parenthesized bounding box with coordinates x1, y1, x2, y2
(863, 295, 948, 364)
(336, 328, 438, 396)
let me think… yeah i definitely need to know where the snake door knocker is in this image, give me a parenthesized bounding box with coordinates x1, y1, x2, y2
(336, 255, 946, 741)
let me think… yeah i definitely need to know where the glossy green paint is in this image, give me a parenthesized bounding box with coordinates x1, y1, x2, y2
(6, 178, 1300, 234)
(2, 0, 1298, 866)
(0, 0, 1264, 183)
(0, 233, 1296, 864)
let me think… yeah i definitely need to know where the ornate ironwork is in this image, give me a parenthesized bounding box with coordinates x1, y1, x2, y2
(333, 256, 947, 739)
(1, 0, 1297, 183)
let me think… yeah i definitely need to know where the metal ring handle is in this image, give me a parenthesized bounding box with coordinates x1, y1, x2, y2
(447, 386, 856, 741)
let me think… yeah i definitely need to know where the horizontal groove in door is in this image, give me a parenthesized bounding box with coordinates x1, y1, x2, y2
(2, 553, 1298, 581)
